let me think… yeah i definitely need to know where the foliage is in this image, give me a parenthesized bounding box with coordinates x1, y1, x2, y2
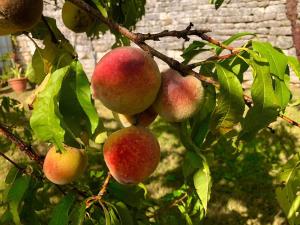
(0, 0, 300, 225)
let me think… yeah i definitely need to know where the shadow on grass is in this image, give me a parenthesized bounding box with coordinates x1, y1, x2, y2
(204, 123, 297, 225)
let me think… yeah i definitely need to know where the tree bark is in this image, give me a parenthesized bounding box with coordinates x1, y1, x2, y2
(286, 0, 300, 60)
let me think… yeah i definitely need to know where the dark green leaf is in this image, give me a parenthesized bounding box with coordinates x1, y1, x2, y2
(73, 61, 101, 134)
(7, 175, 31, 225)
(276, 154, 300, 225)
(70, 202, 86, 225)
(210, 64, 245, 134)
(115, 202, 134, 225)
(30, 65, 71, 150)
(100, 203, 111, 225)
(181, 41, 208, 64)
(49, 194, 76, 225)
(0, 209, 12, 224)
(183, 151, 203, 178)
(210, 0, 225, 9)
(240, 55, 280, 140)
(191, 85, 216, 146)
(5, 166, 19, 184)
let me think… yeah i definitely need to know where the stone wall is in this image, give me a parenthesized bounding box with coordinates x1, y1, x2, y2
(16, 0, 300, 83)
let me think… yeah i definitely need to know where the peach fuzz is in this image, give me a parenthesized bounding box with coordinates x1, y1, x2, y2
(0, 0, 43, 35)
(43, 145, 87, 185)
(91, 47, 161, 115)
(153, 69, 204, 122)
(103, 126, 160, 184)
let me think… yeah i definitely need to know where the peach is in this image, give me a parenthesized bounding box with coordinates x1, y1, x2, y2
(0, 0, 43, 35)
(43, 145, 87, 185)
(153, 69, 204, 122)
(115, 106, 158, 127)
(103, 126, 160, 184)
(92, 47, 161, 115)
(62, 1, 93, 33)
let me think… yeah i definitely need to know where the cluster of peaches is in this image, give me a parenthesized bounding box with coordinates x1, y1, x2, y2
(0, 0, 204, 186)
(43, 47, 204, 186)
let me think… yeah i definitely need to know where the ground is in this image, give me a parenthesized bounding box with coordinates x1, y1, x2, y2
(0, 85, 300, 225)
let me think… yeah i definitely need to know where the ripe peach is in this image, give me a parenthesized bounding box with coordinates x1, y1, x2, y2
(0, 0, 43, 35)
(62, 1, 93, 33)
(103, 126, 160, 184)
(92, 47, 161, 115)
(153, 69, 204, 122)
(43, 145, 87, 185)
(115, 106, 158, 127)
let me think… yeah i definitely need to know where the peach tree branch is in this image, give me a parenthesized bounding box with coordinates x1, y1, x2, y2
(0, 123, 43, 166)
(0, 151, 26, 172)
(68, 0, 300, 130)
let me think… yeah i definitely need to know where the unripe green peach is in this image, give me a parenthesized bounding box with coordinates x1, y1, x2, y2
(43, 145, 87, 185)
(115, 106, 157, 127)
(92, 47, 161, 115)
(103, 126, 160, 184)
(62, 1, 93, 33)
(0, 0, 43, 35)
(153, 69, 204, 122)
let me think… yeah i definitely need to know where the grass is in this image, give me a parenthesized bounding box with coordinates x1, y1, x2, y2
(0, 85, 300, 224)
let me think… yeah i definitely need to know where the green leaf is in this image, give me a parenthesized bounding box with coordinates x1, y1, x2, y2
(181, 41, 208, 64)
(210, 64, 245, 134)
(226, 51, 250, 82)
(90, 0, 108, 18)
(210, 0, 225, 9)
(276, 154, 300, 225)
(191, 85, 216, 146)
(31, 48, 46, 84)
(7, 175, 31, 225)
(182, 151, 203, 179)
(178, 204, 193, 225)
(109, 206, 121, 225)
(73, 61, 101, 134)
(274, 73, 291, 110)
(30, 65, 71, 149)
(216, 33, 255, 55)
(240, 55, 280, 140)
(5, 167, 19, 184)
(70, 202, 86, 225)
(115, 202, 134, 225)
(253, 41, 291, 109)
(193, 159, 212, 213)
(288, 56, 300, 79)
(49, 194, 76, 225)
(100, 203, 111, 225)
(288, 195, 300, 222)
(253, 41, 288, 79)
(0, 209, 12, 224)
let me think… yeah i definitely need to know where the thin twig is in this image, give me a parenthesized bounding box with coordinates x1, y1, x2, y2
(97, 172, 112, 197)
(135, 23, 210, 42)
(0, 123, 43, 166)
(86, 172, 112, 208)
(188, 51, 240, 69)
(0, 151, 26, 172)
(68, 0, 300, 130)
